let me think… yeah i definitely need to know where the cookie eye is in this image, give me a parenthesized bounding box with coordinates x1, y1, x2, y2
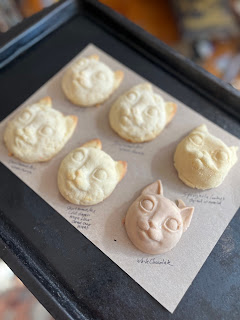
(19, 110, 31, 122)
(93, 168, 107, 181)
(213, 150, 229, 162)
(126, 91, 138, 102)
(96, 71, 106, 81)
(72, 150, 84, 162)
(164, 218, 179, 232)
(140, 199, 154, 212)
(189, 134, 203, 146)
(146, 106, 158, 117)
(39, 125, 54, 136)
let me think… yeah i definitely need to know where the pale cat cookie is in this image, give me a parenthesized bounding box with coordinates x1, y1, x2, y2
(125, 180, 194, 255)
(174, 124, 238, 189)
(109, 83, 177, 143)
(58, 139, 127, 205)
(62, 55, 124, 106)
(4, 97, 78, 163)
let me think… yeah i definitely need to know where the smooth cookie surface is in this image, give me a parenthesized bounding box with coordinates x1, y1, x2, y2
(4, 97, 77, 163)
(109, 83, 177, 142)
(58, 139, 127, 205)
(62, 55, 123, 106)
(174, 124, 238, 189)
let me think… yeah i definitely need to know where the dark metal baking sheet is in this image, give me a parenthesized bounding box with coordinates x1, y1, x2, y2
(0, 1, 239, 319)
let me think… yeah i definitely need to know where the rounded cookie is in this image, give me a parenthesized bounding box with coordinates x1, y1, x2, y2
(125, 180, 194, 254)
(109, 83, 177, 143)
(4, 97, 78, 163)
(62, 54, 124, 106)
(174, 124, 238, 189)
(58, 139, 127, 205)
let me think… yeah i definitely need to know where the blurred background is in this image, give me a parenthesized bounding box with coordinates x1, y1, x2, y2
(0, 260, 53, 319)
(1, 0, 240, 318)
(2, 0, 240, 88)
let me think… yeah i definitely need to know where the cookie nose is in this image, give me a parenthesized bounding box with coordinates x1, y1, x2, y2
(80, 69, 88, 76)
(77, 73, 92, 89)
(17, 126, 34, 136)
(24, 127, 33, 134)
(195, 151, 203, 158)
(148, 228, 162, 242)
(16, 128, 24, 136)
(75, 177, 89, 191)
(132, 106, 144, 125)
(17, 127, 30, 134)
(16, 127, 35, 143)
(202, 151, 219, 171)
(67, 170, 76, 181)
(149, 220, 158, 229)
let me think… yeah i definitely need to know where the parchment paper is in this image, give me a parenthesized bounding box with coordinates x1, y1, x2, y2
(0, 44, 240, 313)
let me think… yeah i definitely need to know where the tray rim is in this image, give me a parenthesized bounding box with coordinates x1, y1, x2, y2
(0, 211, 91, 320)
(0, 1, 240, 319)
(0, 0, 78, 68)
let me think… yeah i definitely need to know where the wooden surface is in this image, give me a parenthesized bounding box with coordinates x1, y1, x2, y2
(18, 0, 180, 44)
(99, 0, 180, 45)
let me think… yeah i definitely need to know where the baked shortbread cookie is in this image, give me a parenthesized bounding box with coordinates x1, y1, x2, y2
(174, 125, 238, 189)
(4, 97, 78, 163)
(109, 83, 177, 143)
(62, 55, 124, 106)
(58, 139, 127, 205)
(125, 180, 194, 254)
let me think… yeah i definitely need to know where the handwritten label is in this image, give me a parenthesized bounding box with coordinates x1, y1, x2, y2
(114, 141, 144, 155)
(67, 206, 96, 230)
(9, 159, 35, 174)
(137, 257, 173, 266)
(184, 193, 225, 205)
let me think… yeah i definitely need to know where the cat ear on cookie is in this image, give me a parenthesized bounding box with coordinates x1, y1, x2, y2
(142, 180, 163, 196)
(165, 102, 177, 124)
(177, 199, 194, 231)
(89, 54, 99, 61)
(114, 70, 124, 88)
(194, 124, 208, 133)
(176, 199, 185, 209)
(65, 115, 78, 133)
(38, 96, 52, 108)
(139, 82, 152, 91)
(181, 206, 194, 232)
(229, 146, 238, 164)
(115, 161, 127, 181)
(80, 139, 102, 149)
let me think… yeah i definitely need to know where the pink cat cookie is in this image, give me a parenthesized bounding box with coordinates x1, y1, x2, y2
(125, 180, 194, 255)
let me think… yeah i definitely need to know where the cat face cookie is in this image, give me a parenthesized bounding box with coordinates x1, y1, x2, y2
(174, 125, 238, 189)
(58, 139, 127, 205)
(4, 97, 78, 163)
(62, 55, 124, 106)
(109, 83, 177, 142)
(125, 180, 194, 255)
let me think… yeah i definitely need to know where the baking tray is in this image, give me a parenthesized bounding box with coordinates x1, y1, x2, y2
(0, 0, 239, 319)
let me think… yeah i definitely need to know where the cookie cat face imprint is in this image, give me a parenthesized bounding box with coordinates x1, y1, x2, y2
(4, 97, 78, 163)
(58, 139, 127, 205)
(125, 180, 194, 254)
(62, 55, 124, 106)
(174, 125, 238, 189)
(109, 83, 177, 142)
